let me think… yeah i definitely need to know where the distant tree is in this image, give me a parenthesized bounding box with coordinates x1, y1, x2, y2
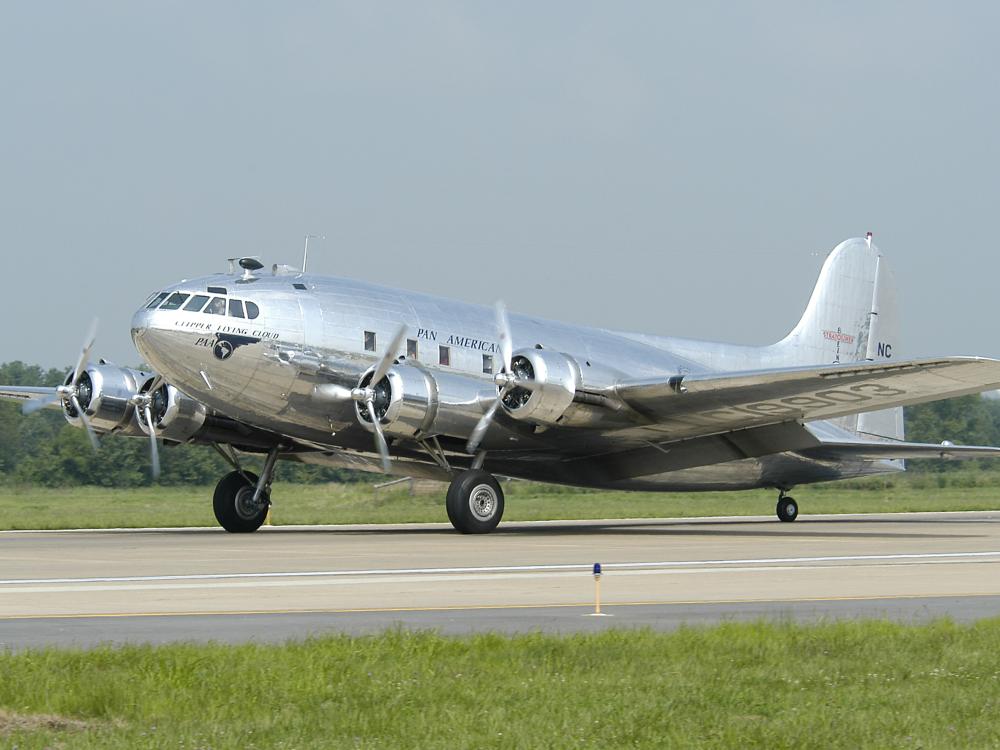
(904, 395, 1000, 472)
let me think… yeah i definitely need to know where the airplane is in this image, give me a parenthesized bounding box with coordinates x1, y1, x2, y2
(4, 235, 1000, 535)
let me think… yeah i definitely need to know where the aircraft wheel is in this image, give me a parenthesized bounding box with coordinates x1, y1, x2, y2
(446, 469, 505, 534)
(776, 495, 799, 522)
(213, 471, 268, 533)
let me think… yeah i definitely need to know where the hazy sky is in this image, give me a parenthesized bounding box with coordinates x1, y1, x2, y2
(2, 2, 998, 369)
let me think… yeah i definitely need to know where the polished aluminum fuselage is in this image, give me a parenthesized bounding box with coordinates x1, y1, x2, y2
(131, 270, 895, 491)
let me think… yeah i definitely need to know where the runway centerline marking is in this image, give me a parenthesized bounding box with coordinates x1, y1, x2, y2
(2, 550, 1000, 587)
(4, 559, 1000, 595)
(4, 592, 1000, 622)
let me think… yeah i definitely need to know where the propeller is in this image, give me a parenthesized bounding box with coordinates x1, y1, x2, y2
(465, 301, 538, 455)
(129, 375, 163, 480)
(349, 324, 407, 472)
(21, 319, 101, 451)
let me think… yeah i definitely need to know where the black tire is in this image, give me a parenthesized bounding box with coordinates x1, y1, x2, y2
(213, 470, 268, 533)
(445, 469, 505, 534)
(776, 496, 799, 522)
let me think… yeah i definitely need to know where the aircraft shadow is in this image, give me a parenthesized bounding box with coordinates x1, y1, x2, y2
(61, 515, 990, 541)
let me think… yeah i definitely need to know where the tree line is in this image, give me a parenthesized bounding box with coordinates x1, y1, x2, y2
(2, 360, 999, 486)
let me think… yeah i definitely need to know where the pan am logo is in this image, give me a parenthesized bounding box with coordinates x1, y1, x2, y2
(213, 333, 261, 361)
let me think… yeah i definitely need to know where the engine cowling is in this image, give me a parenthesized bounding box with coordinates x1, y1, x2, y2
(500, 349, 580, 426)
(63, 364, 151, 435)
(135, 381, 207, 442)
(354, 365, 436, 438)
(354, 364, 494, 441)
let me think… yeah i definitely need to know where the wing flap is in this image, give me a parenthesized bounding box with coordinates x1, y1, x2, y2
(614, 357, 1000, 441)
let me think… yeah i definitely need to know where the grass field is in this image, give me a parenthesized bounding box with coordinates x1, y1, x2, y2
(1, 471, 1000, 530)
(2, 621, 1000, 748)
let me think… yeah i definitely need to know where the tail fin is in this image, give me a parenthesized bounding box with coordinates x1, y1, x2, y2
(774, 236, 903, 439)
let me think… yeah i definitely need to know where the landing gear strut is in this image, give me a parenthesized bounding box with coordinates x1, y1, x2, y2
(212, 445, 280, 533)
(776, 493, 798, 522)
(446, 469, 505, 534)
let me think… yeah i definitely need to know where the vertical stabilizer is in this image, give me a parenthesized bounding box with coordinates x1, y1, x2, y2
(774, 236, 903, 439)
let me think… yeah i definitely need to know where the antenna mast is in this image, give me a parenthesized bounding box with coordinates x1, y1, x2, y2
(301, 234, 325, 273)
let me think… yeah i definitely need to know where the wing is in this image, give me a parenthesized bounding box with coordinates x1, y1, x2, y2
(0, 385, 60, 406)
(613, 357, 1000, 441)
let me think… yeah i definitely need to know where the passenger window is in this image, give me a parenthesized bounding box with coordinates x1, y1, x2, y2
(204, 297, 227, 315)
(439, 345, 450, 366)
(245, 301, 260, 320)
(146, 292, 169, 309)
(160, 292, 190, 311)
(364, 331, 376, 352)
(184, 295, 210, 312)
(228, 299, 245, 318)
(406, 339, 418, 360)
(482, 354, 494, 374)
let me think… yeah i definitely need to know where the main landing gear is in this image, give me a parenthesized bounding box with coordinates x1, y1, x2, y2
(776, 492, 799, 522)
(446, 469, 505, 534)
(212, 445, 279, 533)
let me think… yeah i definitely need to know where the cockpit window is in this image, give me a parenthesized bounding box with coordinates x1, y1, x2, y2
(146, 292, 169, 309)
(160, 292, 190, 311)
(228, 299, 245, 318)
(183, 294, 210, 312)
(204, 297, 227, 315)
(245, 301, 260, 320)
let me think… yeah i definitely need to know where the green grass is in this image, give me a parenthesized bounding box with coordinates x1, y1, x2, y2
(2, 471, 1000, 530)
(2, 621, 1000, 748)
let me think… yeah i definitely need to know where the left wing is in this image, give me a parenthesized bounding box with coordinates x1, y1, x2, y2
(613, 357, 1000, 441)
(0, 385, 60, 405)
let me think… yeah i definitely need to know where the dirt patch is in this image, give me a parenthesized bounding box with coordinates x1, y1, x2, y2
(0, 708, 95, 734)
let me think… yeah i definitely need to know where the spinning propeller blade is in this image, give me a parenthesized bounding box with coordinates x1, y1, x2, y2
(143, 405, 161, 480)
(368, 398, 392, 472)
(72, 318, 99, 386)
(466, 301, 532, 455)
(71, 394, 100, 451)
(348, 323, 408, 472)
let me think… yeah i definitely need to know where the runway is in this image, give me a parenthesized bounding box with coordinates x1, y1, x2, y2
(2, 511, 1000, 649)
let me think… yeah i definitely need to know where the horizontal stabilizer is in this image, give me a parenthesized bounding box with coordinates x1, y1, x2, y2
(801, 439, 1000, 462)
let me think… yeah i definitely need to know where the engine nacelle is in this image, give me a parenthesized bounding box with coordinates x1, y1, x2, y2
(354, 364, 493, 441)
(135, 381, 208, 442)
(500, 349, 580, 426)
(354, 365, 436, 438)
(64, 364, 151, 435)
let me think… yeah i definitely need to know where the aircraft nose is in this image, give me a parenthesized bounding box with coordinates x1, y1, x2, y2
(131, 306, 150, 339)
(131, 307, 155, 357)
